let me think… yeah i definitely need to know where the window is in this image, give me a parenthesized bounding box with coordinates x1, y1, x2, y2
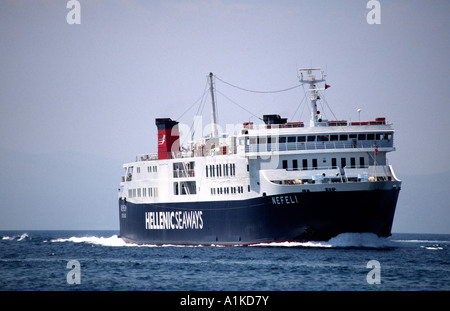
(341, 158, 346, 168)
(360, 157, 365, 168)
(307, 136, 316, 142)
(288, 136, 296, 143)
(312, 159, 318, 169)
(293, 160, 298, 170)
(126, 166, 133, 181)
(206, 165, 209, 177)
(332, 158, 337, 169)
(178, 181, 196, 195)
(258, 137, 267, 144)
(297, 136, 306, 142)
(268, 136, 277, 144)
(282, 160, 288, 169)
(137, 167, 140, 174)
(279, 136, 287, 143)
(302, 159, 308, 170)
(358, 134, 366, 140)
(339, 134, 348, 141)
(317, 135, 329, 142)
(330, 135, 339, 141)
(350, 157, 356, 168)
(367, 133, 375, 140)
(173, 162, 195, 178)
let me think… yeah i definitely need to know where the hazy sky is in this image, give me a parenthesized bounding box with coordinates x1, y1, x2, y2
(0, 0, 449, 233)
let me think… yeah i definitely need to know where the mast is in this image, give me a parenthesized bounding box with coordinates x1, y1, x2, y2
(298, 68, 327, 127)
(209, 72, 218, 137)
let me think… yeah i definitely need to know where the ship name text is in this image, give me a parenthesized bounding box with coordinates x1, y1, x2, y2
(145, 211, 203, 230)
(271, 195, 298, 205)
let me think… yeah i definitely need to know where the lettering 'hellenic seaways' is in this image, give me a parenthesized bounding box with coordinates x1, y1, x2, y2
(145, 211, 203, 230)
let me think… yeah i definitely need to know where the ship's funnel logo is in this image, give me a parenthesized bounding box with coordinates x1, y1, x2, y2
(158, 134, 166, 145)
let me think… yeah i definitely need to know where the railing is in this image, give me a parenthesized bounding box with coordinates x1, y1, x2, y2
(265, 165, 393, 186)
(136, 153, 158, 162)
(246, 140, 393, 153)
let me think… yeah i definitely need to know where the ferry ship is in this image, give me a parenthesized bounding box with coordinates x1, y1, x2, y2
(118, 68, 401, 245)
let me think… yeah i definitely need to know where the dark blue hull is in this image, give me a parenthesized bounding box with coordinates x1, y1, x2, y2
(119, 187, 400, 244)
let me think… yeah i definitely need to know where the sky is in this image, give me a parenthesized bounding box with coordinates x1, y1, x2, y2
(0, 0, 449, 233)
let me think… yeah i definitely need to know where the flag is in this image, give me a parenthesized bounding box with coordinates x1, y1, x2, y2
(375, 148, 378, 155)
(325, 84, 331, 89)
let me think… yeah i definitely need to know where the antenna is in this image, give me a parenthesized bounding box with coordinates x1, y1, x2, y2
(209, 73, 218, 137)
(298, 68, 326, 127)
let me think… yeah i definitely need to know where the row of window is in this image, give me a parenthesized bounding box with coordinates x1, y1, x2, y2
(124, 165, 157, 182)
(282, 156, 367, 170)
(210, 185, 249, 195)
(248, 132, 392, 144)
(135, 166, 158, 174)
(205, 163, 236, 178)
(128, 187, 159, 198)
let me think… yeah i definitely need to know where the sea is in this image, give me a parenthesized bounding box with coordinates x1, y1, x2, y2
(0, 231, 448, 293)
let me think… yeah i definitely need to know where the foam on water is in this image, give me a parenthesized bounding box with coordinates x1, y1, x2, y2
(2, 233, 29, 241)
(49, 232, 395, 248)
(51, 235, 134, 247)
(251, 233, 393, 248)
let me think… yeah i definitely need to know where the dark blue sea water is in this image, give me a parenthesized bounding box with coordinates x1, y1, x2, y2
(0, 231, 448, 291)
